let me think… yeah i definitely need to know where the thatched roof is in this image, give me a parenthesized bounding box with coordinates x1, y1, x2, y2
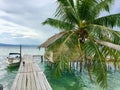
(39, 32, 65, 48)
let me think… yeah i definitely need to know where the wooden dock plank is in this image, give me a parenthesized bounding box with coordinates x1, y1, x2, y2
(21, 73, 27, 90)
(31, 71, 37, 90)
(21, 62, 27, 90)
(33, 71, 42, 90)
(11, 73, 20, 90)
(42, 73, 52, 90)
(33, 64, 41, 72)
(37, 72, 46, 90)
(26, 73, 31, 90)
(16, 74, 23, 90)
(11, 55, 52, 90)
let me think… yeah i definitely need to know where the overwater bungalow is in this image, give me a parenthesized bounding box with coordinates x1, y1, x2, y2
(39, 31, 120, 72)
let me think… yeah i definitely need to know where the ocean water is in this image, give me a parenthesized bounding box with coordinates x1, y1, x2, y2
(0, 46, 43, 90)
(0, 46, 120, 90)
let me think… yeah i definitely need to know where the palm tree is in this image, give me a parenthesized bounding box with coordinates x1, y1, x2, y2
(41, 0, 120, 89)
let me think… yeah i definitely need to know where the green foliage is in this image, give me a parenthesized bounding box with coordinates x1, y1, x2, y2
(42, 18, 74, 30)
(83, 37, 108, 88)
(94, 14, 120, 28)
(42, 0, 120, 89)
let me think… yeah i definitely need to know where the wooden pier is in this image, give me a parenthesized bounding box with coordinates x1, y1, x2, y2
(11, 55, 52, 90)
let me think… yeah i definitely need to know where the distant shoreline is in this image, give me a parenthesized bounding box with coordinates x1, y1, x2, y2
(0, 43, 38, 47)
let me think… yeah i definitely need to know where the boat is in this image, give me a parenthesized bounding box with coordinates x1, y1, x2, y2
(7, 53, 21, 67)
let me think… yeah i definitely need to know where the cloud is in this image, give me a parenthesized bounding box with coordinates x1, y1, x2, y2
(0, 0, 57, 28)
(0, 18, 47, 44)
(0, 0, 58, 44)
(0, 0, 119, 45)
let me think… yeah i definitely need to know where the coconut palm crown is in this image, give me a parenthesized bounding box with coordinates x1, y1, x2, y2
(41, 0, 120, 89)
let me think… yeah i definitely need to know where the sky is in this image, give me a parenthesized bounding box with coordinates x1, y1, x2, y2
(0, 0, 120, 45)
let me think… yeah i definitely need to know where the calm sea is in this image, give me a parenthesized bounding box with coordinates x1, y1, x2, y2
(0, 46, 120, 90)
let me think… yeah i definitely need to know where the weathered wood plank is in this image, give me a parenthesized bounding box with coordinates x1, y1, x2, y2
(11, 55, 52, 90)
(21, 73, 27, 90)
(33, 64, 41, 72)
(26, 73, 31, 90)
(33, 71, 42, 90)
(16, 74, 23, 90)
(37, 72, 46, 90)
(11, 73, 20, 90)
(31, 72, 37, 90)
(41, 73, 52, 90)
(21, 61, 27, 90)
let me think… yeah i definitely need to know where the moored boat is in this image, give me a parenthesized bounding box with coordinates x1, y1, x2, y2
(7, 53, 21, 67)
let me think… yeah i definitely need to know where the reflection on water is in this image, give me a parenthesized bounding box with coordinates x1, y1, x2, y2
(0, 46, 42, 90)
(42, 63, 120, 90)
(44, 66, 84, 90)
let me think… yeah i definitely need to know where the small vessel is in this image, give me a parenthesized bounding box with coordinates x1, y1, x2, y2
(7, 53, 21, 67)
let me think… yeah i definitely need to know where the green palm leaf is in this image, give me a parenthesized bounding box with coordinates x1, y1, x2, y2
(94, 14, 120, 28)
(41, 0, 120, 89)
(93, 0, 114, 16)
(83, 37, 108, 88)
(56, 0, 79, 24)
(43, 18, 74, 30)
(88, 24, 120, 44)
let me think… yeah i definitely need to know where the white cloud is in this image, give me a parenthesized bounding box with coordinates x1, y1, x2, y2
(0, 0, 57, 28)
(0, 18, 47, 44)
(0, 0, 119, 44)
(0, 0, 58, 45)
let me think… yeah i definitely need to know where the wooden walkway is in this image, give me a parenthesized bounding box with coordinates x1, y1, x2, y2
(11, 55, 52, 90)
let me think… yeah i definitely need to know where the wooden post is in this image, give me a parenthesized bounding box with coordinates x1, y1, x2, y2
(73, 62, 75, 70)
(41, 55, 43, 63)
(0, 84, 3, 90)
(20, 45, 22, 63)
(76, 61, 78, 70)
(80, 61, 82, 72)
(70, 61, 71, 70)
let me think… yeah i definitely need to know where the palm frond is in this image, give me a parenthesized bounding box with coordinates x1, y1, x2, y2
(42, 0, 120, 89)
(47, 31, 78, 75)
(78, 0, 97, 21)
(46, 30, 75, 53)
(84, 36, 107, 88)
(94, 13, 120, 28)
(93, 0, 114, 16)
(101, 46, 120, 63)
(55, 0, 79, 24)
(42, 18, 74, 30)
(88, 24, 120, 44)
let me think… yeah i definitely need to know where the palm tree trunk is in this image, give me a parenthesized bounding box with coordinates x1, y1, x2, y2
(95, 39, 120, 51)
